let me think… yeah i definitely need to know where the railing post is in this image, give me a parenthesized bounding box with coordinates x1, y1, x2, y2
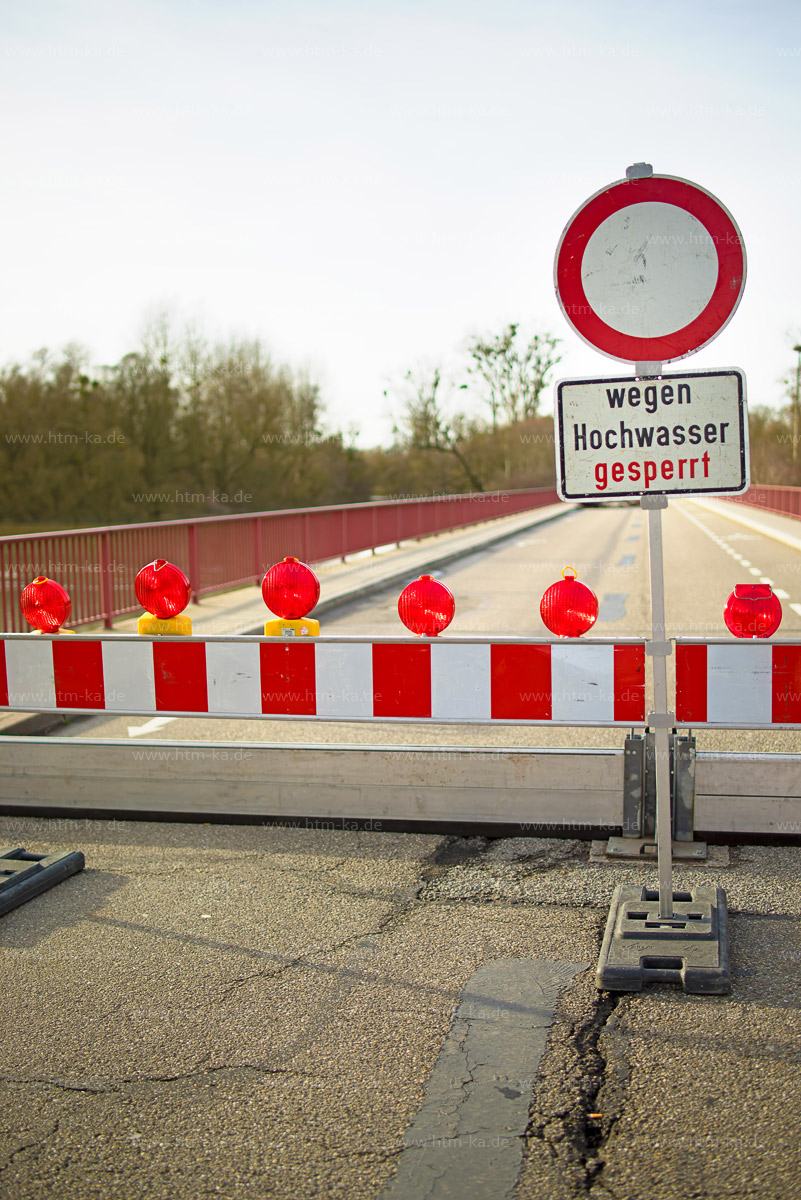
(0, 544, 8, 633)
(100, 532, 114, 630)
(253, 517, 262, 586)
(188, 523, 200, 604)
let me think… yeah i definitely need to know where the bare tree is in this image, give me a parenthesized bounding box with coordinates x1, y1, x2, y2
(392, 367, 485, 492)
(466, 324, 561, 426)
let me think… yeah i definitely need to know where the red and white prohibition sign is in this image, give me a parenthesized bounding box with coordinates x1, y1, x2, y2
(554, 174, 746, 363)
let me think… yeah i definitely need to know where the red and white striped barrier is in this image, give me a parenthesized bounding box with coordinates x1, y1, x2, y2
(676, 641, 801, 727)
(0, 635, 645, 724)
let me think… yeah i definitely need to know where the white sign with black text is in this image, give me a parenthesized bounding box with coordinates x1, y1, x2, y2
(555, 368, 749, 502)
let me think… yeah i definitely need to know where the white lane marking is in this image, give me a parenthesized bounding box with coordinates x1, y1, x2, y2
(688, 497, 801, 554)
(674, 504, 801, 619)
(127, 716, 177, 737)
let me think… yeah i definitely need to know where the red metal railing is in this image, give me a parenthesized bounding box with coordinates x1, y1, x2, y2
(0, 488, 559, 632)
(727, 484, 801, 521)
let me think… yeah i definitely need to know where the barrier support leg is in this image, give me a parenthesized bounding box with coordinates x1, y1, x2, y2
(602, 730, 707, 861)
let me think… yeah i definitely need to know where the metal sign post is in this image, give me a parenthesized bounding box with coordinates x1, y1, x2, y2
(597, 478, 730, 990)
(552, 164, 741, 992)
(641, 489, 674, 919)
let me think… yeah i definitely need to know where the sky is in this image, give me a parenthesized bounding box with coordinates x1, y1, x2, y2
(1, 0, 800, 447)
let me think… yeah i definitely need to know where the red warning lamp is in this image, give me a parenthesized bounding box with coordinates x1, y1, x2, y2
(724, 584, 782, 639)
(398, 574, 455, 637)
(262, 557, 320, 620)
(20, 577, 71, 633)
(135, 559, 191, 619)
(540, 567, 598, 638)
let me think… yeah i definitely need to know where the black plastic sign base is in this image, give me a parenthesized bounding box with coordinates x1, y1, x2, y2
(596, 883, 730, 994)
(0, 846, 85, 917)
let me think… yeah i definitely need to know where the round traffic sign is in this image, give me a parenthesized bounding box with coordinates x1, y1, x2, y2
(554, 174, 746, 363)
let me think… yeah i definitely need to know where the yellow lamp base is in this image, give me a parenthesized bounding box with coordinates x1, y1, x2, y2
(137, 613, 193, 636)
(32, 628, 76, 635)
(264, 617, 320, 638)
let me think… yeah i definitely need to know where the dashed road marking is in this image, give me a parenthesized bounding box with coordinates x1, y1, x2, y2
(676, 507, 801, 618)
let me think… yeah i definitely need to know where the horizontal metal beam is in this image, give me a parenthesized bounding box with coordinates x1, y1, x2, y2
(1, 740, 800, 837)
(0, 738, 622, 829)
(695, 753, 801, 836)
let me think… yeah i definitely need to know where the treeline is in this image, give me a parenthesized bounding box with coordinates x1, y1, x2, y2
(0, 336, 371, 528)
(0, 322, 562, 530)
(3, 319, 797, 533)
(747, 403, 801, 484)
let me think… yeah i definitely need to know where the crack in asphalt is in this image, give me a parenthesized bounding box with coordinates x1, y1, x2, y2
(521, 976, 625, 1197)
(216, 882, 424, 1001)
(0, 1117, 61, 1174)
(0, 1063, 316, 1096)
(576, 993, 622, 1193)
(3, 834, 600, 1196)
